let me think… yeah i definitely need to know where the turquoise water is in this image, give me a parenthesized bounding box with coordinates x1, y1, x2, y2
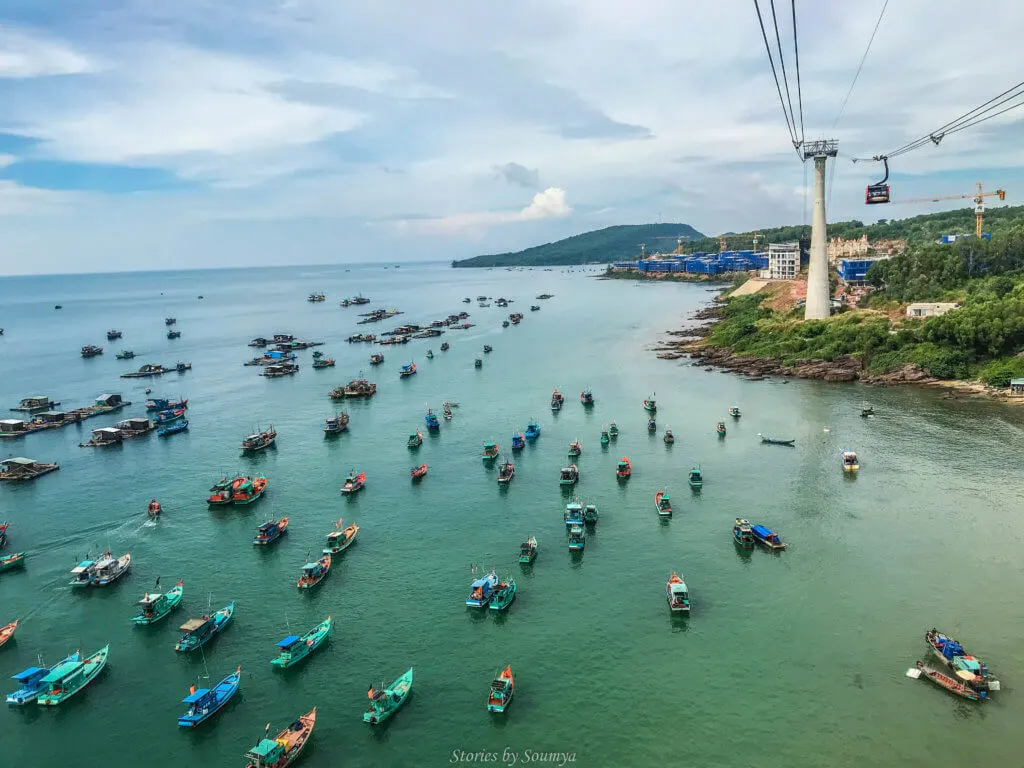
(2, 264, 1024, 767)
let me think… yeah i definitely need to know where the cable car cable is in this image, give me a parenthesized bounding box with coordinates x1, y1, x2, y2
(769, 0, 799, 145)
(832, 0, 889, 129)
(791, 0, 805, 144)
(753, 0, 801, 154)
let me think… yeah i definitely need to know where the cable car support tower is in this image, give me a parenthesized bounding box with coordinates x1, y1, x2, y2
(802, 139, 838, 320)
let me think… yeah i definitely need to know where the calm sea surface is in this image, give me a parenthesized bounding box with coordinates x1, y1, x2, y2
(1, 263, 1023, 767)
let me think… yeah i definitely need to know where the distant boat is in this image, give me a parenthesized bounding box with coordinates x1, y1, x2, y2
(474, 358, 483, 368)
(567, 439, 582, 457)
(663, 428, 674, 444)
(106, 329, 122, 340)
(232, 474, 268, 505)
(912, 661, 986, 701)
(924, 628, 999, 693)
(482, 442, 499, 461)
(297, 554, 331, 589)
(0, 619, 18, 648)
(655, 491, 672, 518)
(115, 350, 136, 360)
(841, 450, 859, 471)
(751, 523, 786, 551)
(729, 406, 741, 418)
(567, 523, 585, 551)
(579, 388, 594, 406)
(407, 429, 423, 448)
(165, 317, 176, 326)
(323, 519, 359, 555)
(559, 464, 579, 486)
(600, 428, 610, 446)
(583, 503, 599, 525)
(466, 570, 499, 607)
(370, 353, 384, 365)
(81, 345, 103, 358)
(489, 578, 516, 611)
(244, 708, 317, 764)
(524, 422, 541, 440)
(271, 617, 332, 669)
(518, 536, 537, 564)
(178, 666, 241, 727)
(0, 552, 27, 573)
(497, 460, 515, 485)
(157, 418, 188, 437)
(643, 394, 657, 413)
(759, 433, 795, 446)
(364, 669, 412, 725)
(551, 389, 564, 411)
(666, 572, 691, 614)
(167, 330, 181, 339)
(324, 412, 349, 434)
(511, 432, 525, 450)
(340, 471, 366, 495)
(564, 499, 584, 528)
(487, 665, 515, 713)
(253, 517, 289, 546)
(733, 518, 755, 549)
(440, 342, 450, 351)
(132, 581, 184, 625)
(399, 362, 417, 378)
(36, 645, 109, 706)
(688, 467, 703, 489)
(616, 457, 631, 479)
(647, 418, 656, 432)
(241, 426, 277, 451)
(175, 603, 234, 652)
(410, 464, 428, 480)
(425, 409, 440, 431)
(609, 422, 619, 440)
(716, 422, 726, 437)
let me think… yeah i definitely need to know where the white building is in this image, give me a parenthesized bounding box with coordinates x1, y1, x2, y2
(905, 302, 959, 318)
(761, 243, 799, 280)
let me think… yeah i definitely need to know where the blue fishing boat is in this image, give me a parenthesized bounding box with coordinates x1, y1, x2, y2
(524, 422, 541, 440)
(568, 523, 585, 551)
(466, 569, 499, 607)
(253, 517, 288, 546)
(425, 409, 440, 431)
(550, 388, 564, 411)
(157, 418, 189, 437)
(564, 499, 584, 528)
(155, 408, 185, 423)
(6, 651, 81, 705)
(399, 362, 417, 378)
(175, 602, 234, 652)
(579, 389, 594, 406)
(511, 432, 525, 450)
(177, 666, 241, 727)
(146, 398, 188, 412)
(751, 524, 787, 551)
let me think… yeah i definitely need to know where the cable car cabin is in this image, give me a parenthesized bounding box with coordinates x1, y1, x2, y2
(865, 184, 890, 204)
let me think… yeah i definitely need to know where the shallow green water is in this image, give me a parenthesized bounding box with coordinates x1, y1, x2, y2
(1, 265, 1023, 767)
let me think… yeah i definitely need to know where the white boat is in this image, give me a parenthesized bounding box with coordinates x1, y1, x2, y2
(666, 572, 690, 614)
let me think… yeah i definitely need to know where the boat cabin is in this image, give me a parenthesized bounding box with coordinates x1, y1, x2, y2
(90, 427, 123, 445)
(137, 593, 165, 618)
(8, 666, 48, 701)
(34, 411, 68, 424)
(246, 739, 287, 767)
(752, 524, 786, 551)
(14, 396, 57, 411)
(40, 659, 85, 695)
(0, 457, 59, 481)
(95, 393, 125, 408)
(182, 686, 214, 709)
(275, 635, 302, 660)
(179, 616, 214, 639)
(0, 419, 27, 435)
(70, 560, 95, 585)
(668, 578, 690, 611)
(116, 417, 152, 434)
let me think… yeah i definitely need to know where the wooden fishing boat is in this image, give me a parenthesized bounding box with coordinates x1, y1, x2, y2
(507, 432, 525, 453)
(242, 426, 277, 451)
(467, 570, 499, 607)
(663, 428, 674, 444)
(410, 463, 428, 480)
(474, 358, 483, 368)
(81, 345, 103, 357)
(489, 578, 516, 611)
(567, 523, 585, 551)
(426, 350, 434, 359)
(568, 439, 582, 457)
(253, 518, 289, 546)
(0, 520, 7, 548)
(153, 408, 185, 424)
(147, 499, 162, 517)
(518, 536, 537, 564)
(841, 450, 859, 471)
(443, 404, 453, 420)
(116, 350, 136, 360)
(311, 356, 335, 369)
(666, 572, 691, 614)
(369, 353, 385, 366)
(407, 429, 423, 448)
(609, 422, 619, 439)
(399, 361, 417, 377)
(132, 581, 184, 625)
(912, 661, 985, 701)
(37, 645, 109, 705)
(157, 418, 189, 436)
(751, 523, 786, 551)
(440, 342, 450, 351)
(340, 471, 366, 495)
(759, 434, 795, 446)
(271, 617, 332, 669)
(497, 460, 515, 484)
(424, 409, 440, 431)
(616, 457, 631, 479)
(655, 491, 672, 518)
(688, 467, 703, 489)
(925, 629, 1000, 692)
(579, 388, 594, 406)
(178, 666, 241, 727)
(716, 422, 726, 437)
(324, 412, 349, 434)
(208, 487, 233, 506)
(166, 317, 176, 325)
(550, 388, 564, 411)
(482, 442, 500, 461)
(244, 707, 317, 766)
(647, 418, 656, 432)
(733, 518, 755, 549)
(564, 499, 584, 528)
(559, 464, 579, 486)
(0, 619, 18, 647)
(729, 406, 741, 417)
(487, 665, 515, 713)
(6, 650, 81, 705)
(0, 552, 26, 573)
(323, 519, 359, 554)
(860, 405, 874, 418)
(600, 428, 610, 446)
(583, 504, 599, 525)
(297, 554, 331, 589)
(234, 474, 268, 505)
(167, 330, 182, 339)
(364, 669, 413, 725)
(524, 422, 541, 440)
(643, 394, 657, 413)
(175, 603, 234, 652)
(71, 551, 131, 587)
(106, 329, 123, 340)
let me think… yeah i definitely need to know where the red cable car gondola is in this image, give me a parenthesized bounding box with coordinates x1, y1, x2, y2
(865, 156, 890, 205)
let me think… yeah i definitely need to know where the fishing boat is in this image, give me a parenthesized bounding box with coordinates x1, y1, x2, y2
(502, 320, 510, 328)
(559, 464, 579, 486)
(489, 578, 516, 611)
(166, 317, 176, 325)
(524, 422, 541, 440)
(407, 429, 423, 448)
(759, 434, 795, 446)
(175, 603, 234, 652)
(911, 661, 986, 701)
(482, 442, 500, 461)
(81, 345, 103, 357)
(716, 422, 726, 437)
(369, 353, 384, 366)
(647, 418, 656, 432)
(663, 428, 674, 444)
(583, 503, 599, 525)
(487, 666, 515, 713)
(207, 485, 234, 506)
(564, 499, 584, 527)
(511, 432, 525, 450)
(167, 330, 182, 339)
(69, 559, 96, 587)
(324, 412, 349, 434)
(132, 581, 184, 625)
(751, 523, 786, 551)
(244, 708, 317, 765)
(146, 397, 188, 412)
(158, 418, 189, 436)
(364, 669, 413, 725)
(655, 491, 672, 518)
(443, 404, 453, 420)
(233, 474, 268, 504)
(860, 404, 874, 418)
(924, 629, 1000, 692)
(440, 342, 450, 351)
(497, 460, 515, 484)
(116, 350, 136, 360)
(666, 573, 691, 614)
(518, 536, 537, 564)
(580, 388, 594, 406)
(643, 394, 657, 413)
(178, 666, 241, 727)
(688, 467, 703, 489)
(466, 569, 499, 607)
(733, 519, 755, 549)
(410, 463, 428, 480)
(841, 450, 859, 471)
(425, 349, 434, 359)
(0, 619, 17, 647)
(567, 523, 585, 551)
(399, 362, 417, 377)
(551, 389, 564, 411)
(442, 400, 459, 408)
(474, 358, 483, 368)
(6, 651, 81, 705)
(340, 471, 366, 495)
(271, 617, 333, 669)
(729, 406, 741, 418)
(0, 520, 8, 547)
(147, 499, 162, 517)
(242, 426, 277, 451)
(568, 439, 582, 457)
(154, 407, 185, 423)
(71, 551, 131, 587)
(0, 552, 26, 573)
(616, 457, 632, 479)
(425, 409, 440, 430)
(297, 554, 331, 589)
(36, 645, 109, 705)
(609, 421, 619, 439)
(323, 519, 359, 555)
(107, 329, 123, 340)
(253, 518, 289, 546)
(600, 428, 609, 446)
(341, 378, 376, 397)
(311, 355, 335, 369)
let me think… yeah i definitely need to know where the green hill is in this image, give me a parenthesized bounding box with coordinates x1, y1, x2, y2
(451, 223, 705, 268)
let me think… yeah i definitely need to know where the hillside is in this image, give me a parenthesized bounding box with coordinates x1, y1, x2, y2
(451, 223, 705, 268)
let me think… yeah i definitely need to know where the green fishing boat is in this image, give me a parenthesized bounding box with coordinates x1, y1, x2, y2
(482, 442, 500, 461)
(364, 667, 414, 725)
(489, 578, 516, 611)
(568, 439, 582, 458)
(688, 467, 703, 489)
(0, 551, 27, 573)
(271, 616, 332, 669)
(518, 536, 537, 564)
(131, 580, 184, 625)
(36, 645, 109, 706)
(407, 429, 423, 448)
(716, 422, 726, 437)
(583, 504, 599, 525)
(608, 422, 619, 440)
(600, 429, 610, 447)
(643, 394, 657, 413)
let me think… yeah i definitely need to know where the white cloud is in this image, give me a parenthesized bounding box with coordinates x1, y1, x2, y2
(0, 154, 15, 168)
(397, 187, 571, 234)
(0, 27, 96, 78)
(521, 187, 570, 220)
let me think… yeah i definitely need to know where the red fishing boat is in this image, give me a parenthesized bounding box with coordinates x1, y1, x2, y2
(0, 619, 18, 648)
(147, 499, 162, 517)
(410, 464, 428, 480)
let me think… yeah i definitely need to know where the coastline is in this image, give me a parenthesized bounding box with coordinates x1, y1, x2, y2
(597, 268, 743, 284)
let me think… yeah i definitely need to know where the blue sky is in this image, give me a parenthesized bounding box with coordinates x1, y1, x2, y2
(0, 0, 1022, 275)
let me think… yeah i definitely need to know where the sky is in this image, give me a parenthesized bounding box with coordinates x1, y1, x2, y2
(0, 0, 1022, 275)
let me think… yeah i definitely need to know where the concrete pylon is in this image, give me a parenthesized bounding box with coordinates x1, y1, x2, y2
(802, 140, 837, 320)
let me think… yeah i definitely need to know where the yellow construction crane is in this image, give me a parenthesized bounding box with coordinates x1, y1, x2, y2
(897, 183, 1006, 238)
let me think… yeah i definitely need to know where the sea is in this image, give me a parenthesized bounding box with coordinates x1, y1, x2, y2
(1, 262, 1023, 767)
